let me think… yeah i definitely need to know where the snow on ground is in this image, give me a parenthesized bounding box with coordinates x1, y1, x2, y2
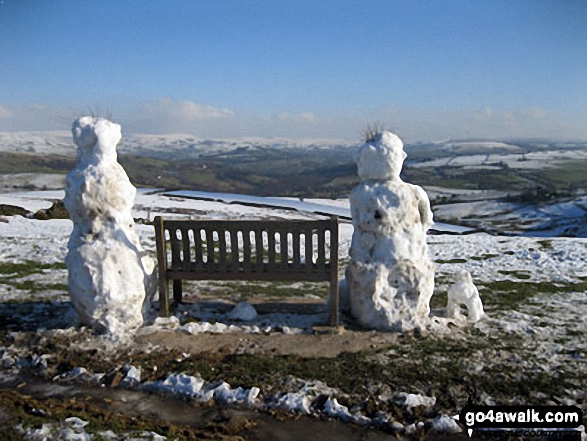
(1, 189, 586, 436)
(434, 197, 587, 237)
(1, 189, 586, 293)
(411, 148, 587, 170)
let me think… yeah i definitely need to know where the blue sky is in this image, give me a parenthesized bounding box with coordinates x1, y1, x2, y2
(0, 0, 585, 141)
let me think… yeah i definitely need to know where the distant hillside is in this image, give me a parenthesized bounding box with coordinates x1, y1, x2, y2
(0, 131, 586, 199)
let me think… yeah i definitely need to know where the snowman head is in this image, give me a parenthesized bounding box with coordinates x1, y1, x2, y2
(356, 131, 406, 181)
(72, 117, 121, 165)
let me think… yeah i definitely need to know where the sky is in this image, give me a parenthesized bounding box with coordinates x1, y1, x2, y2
(0, 0, 586, 142)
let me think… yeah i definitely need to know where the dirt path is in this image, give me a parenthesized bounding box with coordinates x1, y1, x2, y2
(137, 328, 403, 358)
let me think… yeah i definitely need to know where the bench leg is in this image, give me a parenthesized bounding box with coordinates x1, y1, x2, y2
(173, 280, 183, 304)
(329, 279, 339, 327)
(159, 278, 170, 317)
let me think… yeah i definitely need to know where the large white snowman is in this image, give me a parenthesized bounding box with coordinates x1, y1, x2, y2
(345, 131, 435, 331)
(64, 117, 156, 336)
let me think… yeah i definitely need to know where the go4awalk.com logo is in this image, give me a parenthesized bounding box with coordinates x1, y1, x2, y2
(457, 405, 584, 439)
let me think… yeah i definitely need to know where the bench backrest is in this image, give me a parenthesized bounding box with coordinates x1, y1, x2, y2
(154, 216, 339, 281)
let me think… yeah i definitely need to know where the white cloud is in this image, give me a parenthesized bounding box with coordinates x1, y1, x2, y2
(142, 98, 235, 120)
(0, 106, 12, 118)
(119, 98, 236, 135)
(0, 100, 583, 142)
(0, 103, 81, 131)
(519, 107, 547, 119)
(370, 105, 585, 142)
(277, 112, 317, 123)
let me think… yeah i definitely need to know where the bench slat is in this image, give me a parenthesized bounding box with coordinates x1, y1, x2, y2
(255, 229, 264, 273)
(194, 228, 203, 265)
(280, 231, 288, 272)
(317, 227, 326, 271)
(206, 228, 215, 265)
(219, 229, 227, 271)
(230, 230, 239, 272)
(182, 227, 191, 270)
(243, 230, 252, 272)
(268, 228, 276, 269)
(305, 228, 314, 273)
(293, 231, 300, 271)
(170, 228, 181, 270)
(167, 269, 330, 282)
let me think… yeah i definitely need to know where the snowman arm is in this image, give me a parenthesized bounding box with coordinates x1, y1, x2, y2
(412, 185, 433, 229)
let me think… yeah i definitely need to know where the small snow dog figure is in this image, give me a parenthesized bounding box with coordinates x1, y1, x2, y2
(446, 270, 484, 322)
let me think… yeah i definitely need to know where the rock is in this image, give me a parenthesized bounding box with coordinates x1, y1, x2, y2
(227, 301, 258, 321)
(430, 414, 462, 434)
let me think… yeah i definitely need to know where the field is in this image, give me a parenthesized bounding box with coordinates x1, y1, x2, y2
(0, 185, 585, 440)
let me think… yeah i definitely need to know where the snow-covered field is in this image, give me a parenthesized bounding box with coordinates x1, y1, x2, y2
(1, 189, 586, 439)
(410, 147, 587, 171)
(0, 131, 354, 158)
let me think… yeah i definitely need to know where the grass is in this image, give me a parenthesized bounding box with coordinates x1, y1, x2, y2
(538, 160, 587, 188)
(0, 261, 66, 278)
(26, 330, 584, 424)
(0, 261, 67, 295)
(478, 279, 587, 310)
(470, 254, 500, 261)
(0, 204, 30, 217)
(434, 258, 467, 264)
(497, 270, 531, 280)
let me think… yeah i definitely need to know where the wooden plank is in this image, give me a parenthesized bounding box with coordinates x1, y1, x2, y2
(230, 230, 239, 272)
(255, 229, 264, 272)
(280, 231, 288, 272)
(243, 229, 252, 272)
(169, 228, 181, 270)
(194, 228, 203, 267)
(163, 219, 331, 232)
(268, 228, 276, 270)
(167, 270, 329, 282)
(292, 230, 300, 271)
(182, 227, 191, 270)
(317, 226, 326, 272)
(154, 217, 170, 317)
(206, 228, 215, 266)
(219, 229, 227, 271)
(305, 228, 314, 273)
(329, 216, 340, 327)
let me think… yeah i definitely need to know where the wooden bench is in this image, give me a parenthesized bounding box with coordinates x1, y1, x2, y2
(154, 216, 340, 327)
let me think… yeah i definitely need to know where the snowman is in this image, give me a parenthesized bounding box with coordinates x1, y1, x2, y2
(64, 117, 156, 336)
(344, 131, 435, 331)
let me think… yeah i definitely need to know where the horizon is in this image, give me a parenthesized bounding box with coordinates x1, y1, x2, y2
(1, 0, 586, 142)
(2, 127, 585, 147)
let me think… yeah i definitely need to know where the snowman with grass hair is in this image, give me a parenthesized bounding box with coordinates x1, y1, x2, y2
(342, 130, 484, 330)
(64, 117, 156, 337)
(343, 130, 435, 331)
